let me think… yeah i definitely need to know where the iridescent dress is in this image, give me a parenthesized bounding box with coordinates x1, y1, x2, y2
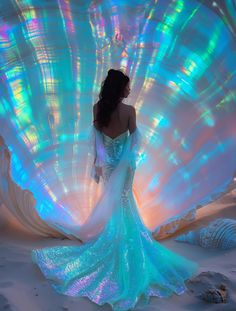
(31, 126, 199, 311)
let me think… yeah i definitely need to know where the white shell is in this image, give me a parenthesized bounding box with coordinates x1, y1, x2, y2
(175, 218, 236, 249)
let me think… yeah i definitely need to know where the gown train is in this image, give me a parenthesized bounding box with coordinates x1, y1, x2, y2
(31, 126, 199, 311)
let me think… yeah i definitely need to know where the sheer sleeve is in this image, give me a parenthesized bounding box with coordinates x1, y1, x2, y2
(129, 126, 143, 170)
(89, 125, 107, 184)
(89, 125, 100, 184)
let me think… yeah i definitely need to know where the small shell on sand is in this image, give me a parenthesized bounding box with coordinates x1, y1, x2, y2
(199, 284, 227, 303)
(186, 271, 230, 304)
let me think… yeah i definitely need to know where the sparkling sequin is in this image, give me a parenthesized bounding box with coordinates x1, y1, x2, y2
(32, 132, 199, 311)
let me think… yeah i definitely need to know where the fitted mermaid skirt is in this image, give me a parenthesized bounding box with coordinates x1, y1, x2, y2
(31, 128, 199, 311)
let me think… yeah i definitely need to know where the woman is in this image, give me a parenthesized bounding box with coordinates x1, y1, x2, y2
(31, 69, 199, 311)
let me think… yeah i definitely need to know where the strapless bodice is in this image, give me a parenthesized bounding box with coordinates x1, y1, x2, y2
(102, 130, 129, 141)
(102, 130, 129, 165)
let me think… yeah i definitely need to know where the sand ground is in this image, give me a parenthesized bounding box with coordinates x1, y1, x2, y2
(0, 187, 236, 311)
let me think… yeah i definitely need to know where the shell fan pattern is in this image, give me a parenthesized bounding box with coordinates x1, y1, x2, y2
(0, 0, 236, 236)
(175, 218, 236, 249)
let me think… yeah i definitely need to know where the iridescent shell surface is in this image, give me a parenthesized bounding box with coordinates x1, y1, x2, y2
(0, 1, 235, 231)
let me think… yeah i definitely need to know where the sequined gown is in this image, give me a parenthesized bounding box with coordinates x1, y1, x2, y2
(31, 129, 199, 311)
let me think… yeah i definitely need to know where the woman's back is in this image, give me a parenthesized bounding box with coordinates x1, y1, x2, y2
(93, 102, 136, 139)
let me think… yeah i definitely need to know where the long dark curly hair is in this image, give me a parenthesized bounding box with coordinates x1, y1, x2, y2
(94, 69, 130, 130)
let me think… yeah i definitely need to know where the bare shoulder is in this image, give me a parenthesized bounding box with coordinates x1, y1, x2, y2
(128, 105, 135, 112)
(120, 104, 136, 123)
(127, 104, 136, 116)
(121, 103, 135, 114)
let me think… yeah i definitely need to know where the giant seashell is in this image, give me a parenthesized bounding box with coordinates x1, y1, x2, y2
(175, 218, 236, 249)
(0, 0, 236, 241)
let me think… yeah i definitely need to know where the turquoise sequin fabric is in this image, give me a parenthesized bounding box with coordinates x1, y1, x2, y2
(32, 131, 199, 311)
